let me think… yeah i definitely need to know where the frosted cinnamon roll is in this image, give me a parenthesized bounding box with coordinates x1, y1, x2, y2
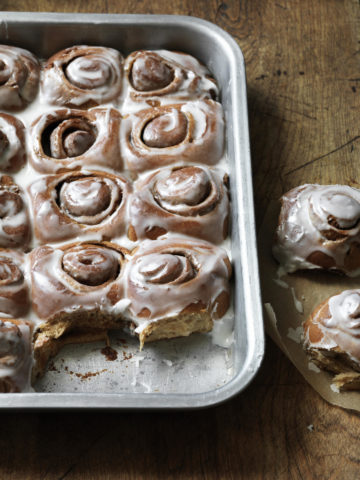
(0, 319, 32, 392)
(0, 45, 39, 110)
(31, 241, 129, 337)
(125, 238, 231, 347)
(29, 108, 122, 174)
(128, 166, 229, 243)
(42, 45, 123, 108)
(0, 114, 26, 173)
(304, 290, 360, 390)
(121, 100, 224, 173)
(124, 50, 218, 109)
(29, 170, 131, 243)
(273, 184, 360, 276)
(0, 175, 30, 249)
(0, 250, 29, 318)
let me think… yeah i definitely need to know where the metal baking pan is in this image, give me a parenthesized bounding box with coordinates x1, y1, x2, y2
(0, 12, 264, 409)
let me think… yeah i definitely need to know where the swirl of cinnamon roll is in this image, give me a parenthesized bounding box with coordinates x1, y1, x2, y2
(124, 50, 218, 109)
(0, 45, 40, 110)
(0, 175, 30, 249)
(125, 238, 231, 346)
(30, 241, 129, 330)
(0, 319, 32, 392)
(42, 45, 124, 108)
(29, 108, 122, 174)
(273, 184, 360, 276)
(0, 250, 29, 318)
(128, 165, 229, 243)
(29, 170, 131, 243)
(0, 114, 26, 173)
(121, 99, 224, 173)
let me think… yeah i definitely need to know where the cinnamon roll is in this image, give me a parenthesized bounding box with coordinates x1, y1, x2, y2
(29, 170, 131, 243)
(42, 45, 123, 108)
(273, 184, 360, 276)
(121, 99, 224, 173)
(0, 45, 40, 110)
(0, 114, 26, 173)
(30, 241, 129, 337)
(128, 165, 229, 243)
(0, 250, 29, 318)
(0, 319, 32, 392)
(124, 50, 218, 108)
(29, 108, 122, 174)
(304, 290, 360, 390)
(0, 175, 30, 249)
(124, 238, 231, 347)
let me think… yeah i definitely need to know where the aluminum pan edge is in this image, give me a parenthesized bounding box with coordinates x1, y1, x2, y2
(0, 12, 264, 409)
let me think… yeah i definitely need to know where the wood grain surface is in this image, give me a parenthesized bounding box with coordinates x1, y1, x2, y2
(1, 0, 360, 478)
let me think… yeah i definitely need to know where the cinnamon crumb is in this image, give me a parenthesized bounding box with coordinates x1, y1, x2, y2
(101, 346, 118, 361)
(122, 351, 133, 361)
(48, 361, 60, 373)
(73, 369, 107, 381)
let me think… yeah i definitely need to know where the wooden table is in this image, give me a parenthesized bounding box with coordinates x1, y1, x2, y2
(1, 1, 360, 478)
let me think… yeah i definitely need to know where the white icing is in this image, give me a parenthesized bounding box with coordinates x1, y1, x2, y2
(0, 320, 33, 392)
(291, 287, 304, 314)
(123, 50, 218, 112)
(306, 289, 360, 365)
(287, 326, 303, 343)
(42, 46, 123, 107)
(308, 362, 320, 373)
(0, 115, 22, 169)
(273, 184, 360, 276)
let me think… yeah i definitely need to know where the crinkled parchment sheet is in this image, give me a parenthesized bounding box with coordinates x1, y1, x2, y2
(259, 201, 360, 411)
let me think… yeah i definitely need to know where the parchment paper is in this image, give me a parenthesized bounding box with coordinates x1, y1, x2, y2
(259, 201, 360, 411)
